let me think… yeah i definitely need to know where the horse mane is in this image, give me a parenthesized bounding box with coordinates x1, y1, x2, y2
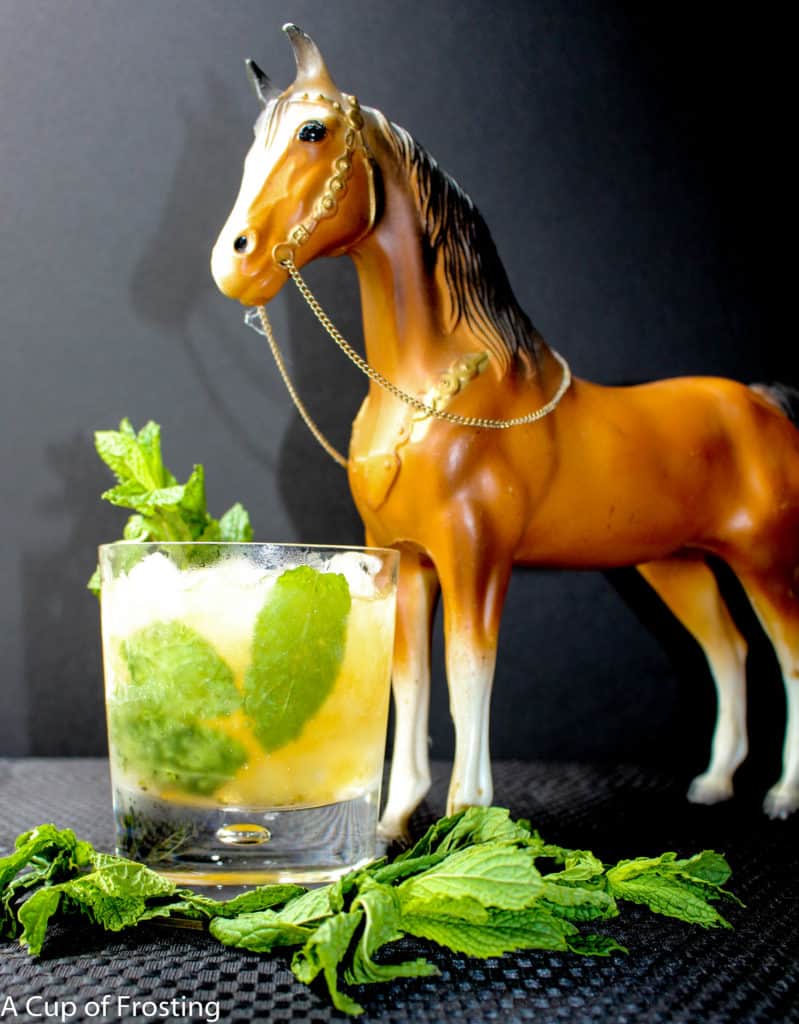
(378, 116, 543, 375)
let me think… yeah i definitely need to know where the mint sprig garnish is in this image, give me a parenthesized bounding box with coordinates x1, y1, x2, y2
(89, 418, 253, 594)
(0, 809, 739, 1015)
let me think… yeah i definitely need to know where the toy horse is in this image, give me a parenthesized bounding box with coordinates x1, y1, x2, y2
(212, 25, 799, 839)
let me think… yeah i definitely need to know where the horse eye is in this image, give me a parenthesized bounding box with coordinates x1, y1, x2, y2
(298, 120, 327, 143)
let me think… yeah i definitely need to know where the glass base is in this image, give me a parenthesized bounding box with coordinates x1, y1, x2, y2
(113, 784, 384, 887)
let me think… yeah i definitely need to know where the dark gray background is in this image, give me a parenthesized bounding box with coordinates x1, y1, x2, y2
(0, 2, 793, 790)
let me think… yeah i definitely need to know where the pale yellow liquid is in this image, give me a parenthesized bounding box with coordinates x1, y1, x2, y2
(103, 556, 394, 810)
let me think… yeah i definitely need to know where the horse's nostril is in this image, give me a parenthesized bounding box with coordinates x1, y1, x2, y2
(234, 235, 250, 254)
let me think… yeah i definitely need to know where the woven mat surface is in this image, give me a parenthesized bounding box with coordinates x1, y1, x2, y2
(1, 758, 797, 1023)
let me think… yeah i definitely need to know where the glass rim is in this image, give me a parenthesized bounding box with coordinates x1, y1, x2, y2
(98, 539, 400, 559)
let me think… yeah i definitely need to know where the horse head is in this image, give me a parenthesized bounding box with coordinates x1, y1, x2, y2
(211, 24, 377, 306)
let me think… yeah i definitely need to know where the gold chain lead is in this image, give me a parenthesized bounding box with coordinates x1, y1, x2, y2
(256, 303, 349, 468)
(257, 259, 572, 466)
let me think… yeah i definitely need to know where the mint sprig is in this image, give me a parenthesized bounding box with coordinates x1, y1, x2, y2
(89, 418, 253, 594)
(0, 809, 739, 1015)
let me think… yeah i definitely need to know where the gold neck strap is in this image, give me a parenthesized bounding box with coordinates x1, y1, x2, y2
(251, 258, 572, 469)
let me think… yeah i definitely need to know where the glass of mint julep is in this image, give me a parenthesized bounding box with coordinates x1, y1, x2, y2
(99, 541, 398, 886)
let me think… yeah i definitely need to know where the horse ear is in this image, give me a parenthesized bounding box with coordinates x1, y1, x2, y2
(245, 59, 279, 106)
(283, 23, 338, 89)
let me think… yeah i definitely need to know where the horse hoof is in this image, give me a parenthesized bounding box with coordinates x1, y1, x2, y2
(687, 773, 733, 805)
(763, 784, 799, 820)
(377, 813, 411, 846)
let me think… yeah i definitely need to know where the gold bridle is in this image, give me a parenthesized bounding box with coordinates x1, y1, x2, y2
(270, 91, 378, 268)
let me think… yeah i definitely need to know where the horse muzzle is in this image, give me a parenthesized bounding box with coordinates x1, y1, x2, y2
(211, 233, 286, 305)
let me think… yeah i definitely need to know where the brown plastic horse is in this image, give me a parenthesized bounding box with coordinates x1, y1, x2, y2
(212, 25, 799, 839)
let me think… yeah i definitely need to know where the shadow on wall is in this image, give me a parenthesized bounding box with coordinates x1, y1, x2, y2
(128, 71, 278, 474)
(130, 71, 240, 332)
(23, 434, 116, 755)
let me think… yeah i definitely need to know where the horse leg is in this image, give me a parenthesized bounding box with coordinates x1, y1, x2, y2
(437, 546, 512, 816)
(730, 566, 799, 818)
(638, 556, 748, 804)
(378, 549, 440, 842)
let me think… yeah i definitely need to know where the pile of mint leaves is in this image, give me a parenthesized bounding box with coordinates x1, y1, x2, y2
(1, 809, 737, 1016)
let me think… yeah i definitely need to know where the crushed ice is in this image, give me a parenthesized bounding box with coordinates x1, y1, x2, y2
(324, 551, 382, 599)
(104, 550, 381, 645)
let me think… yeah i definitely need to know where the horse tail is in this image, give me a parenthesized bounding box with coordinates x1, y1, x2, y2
(750, 382, 799, 427)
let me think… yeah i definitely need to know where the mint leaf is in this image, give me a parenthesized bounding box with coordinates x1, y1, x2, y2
(0, 826, 93, 937)
(292, 910, 365, 1015)
(0, 825, 90, 893)
(121, 620, 240, 717)
(19, 858, 178, 955)
(393, 807, 537, 863)
(244, 566, 351, 752)
(400, 897, 579, 958)
(606, 853, 677, 883)
(543, 849, 606, 884)
(181, 884, 305, 920)
(219, 502, 253, 542)
(539, 850, 616, 925)
(610, 872, 729, 929)
(606, 852, 735, 928)
(101, 480, 186, 513)
(371, 852, 450, 886)
(133, 420, 171, 484)
(16, 888, 61, 955)
(210, 910, 314, 952)
(110, 620, 245, 795)
(122, 514, 151, 541)
(276, 885, 336, 925)
(179, 465, 207, 520)
(109, 705, 246, 796)
(608, 875, 731, 928)
(674, 850, 733, 887)
(95, 424, 161, 489)
(393, 809, 468, 861)
(424, 806, 536, 855)
(345, 882, 438, 985)
(540, 880, 618, 922)
(329, 866, 377, 914)
(566, 933, 628, 956)
(398, 843, 542, 910)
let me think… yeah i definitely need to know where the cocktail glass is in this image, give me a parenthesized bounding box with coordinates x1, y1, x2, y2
(99, 541, 398, 885)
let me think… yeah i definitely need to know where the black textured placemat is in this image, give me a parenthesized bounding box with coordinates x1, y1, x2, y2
(1, 759, 797, 1023)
